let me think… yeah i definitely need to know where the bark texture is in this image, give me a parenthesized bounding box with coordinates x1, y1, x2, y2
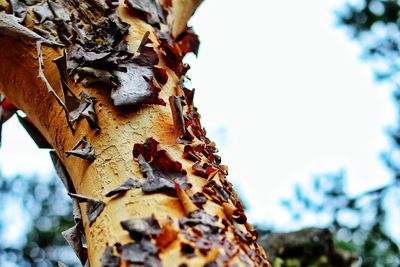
(0, 0, 269, 266)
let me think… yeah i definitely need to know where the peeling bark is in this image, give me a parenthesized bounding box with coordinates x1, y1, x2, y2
(0, 0, 269, 266)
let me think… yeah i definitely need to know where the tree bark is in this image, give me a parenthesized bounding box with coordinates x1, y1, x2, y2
(0, 1, 269, 266)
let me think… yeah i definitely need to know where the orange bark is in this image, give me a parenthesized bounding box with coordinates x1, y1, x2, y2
(0, 1, 269, 266)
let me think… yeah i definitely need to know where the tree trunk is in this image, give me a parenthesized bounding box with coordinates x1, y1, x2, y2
(0, 1, 269, 266)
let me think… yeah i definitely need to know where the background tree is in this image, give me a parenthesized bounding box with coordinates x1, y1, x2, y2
(265, 1, 400, 266)
(281, 172, 399, 266)
(0, 172, 79, 266)
(0, 0, 268, 266)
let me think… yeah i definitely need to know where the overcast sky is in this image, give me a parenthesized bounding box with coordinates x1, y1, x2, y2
(0, 0, 396, 230)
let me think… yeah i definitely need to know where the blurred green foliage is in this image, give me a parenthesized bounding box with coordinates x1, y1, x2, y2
(339, 0, 400, 83)
(0, 172, 78, 266)
(283, 172, 400, 266)
(275, 1, 400, 266)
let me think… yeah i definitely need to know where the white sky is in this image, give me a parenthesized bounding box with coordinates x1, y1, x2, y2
(0, 0, 396, 230)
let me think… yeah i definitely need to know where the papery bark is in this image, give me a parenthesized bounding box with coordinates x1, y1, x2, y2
(0, 1, 269, 266)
